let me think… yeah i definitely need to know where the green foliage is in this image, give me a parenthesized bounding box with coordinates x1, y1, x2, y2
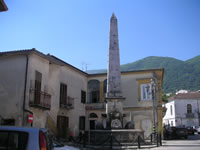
(162, 94, 169, 103)
(88, 55, 200, 93)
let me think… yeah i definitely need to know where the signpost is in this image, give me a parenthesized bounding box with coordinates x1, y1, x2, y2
(28, 114, 33, 126)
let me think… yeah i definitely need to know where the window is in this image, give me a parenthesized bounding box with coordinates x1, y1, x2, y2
(171, 121, 173, 126)
(187, 104, 192, 113)
(140, 84, 152, 100)
(170, 105, 173, 115)
(81, 90, 86, 104)
(34, 71, 42, 104)
(79, 116, 85, 130)
(88, 80, 100, 103)
(60, 83, 67, 106)
(0, 131, 28, 150)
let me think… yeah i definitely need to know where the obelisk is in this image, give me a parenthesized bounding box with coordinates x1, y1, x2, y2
(106, 13, 125, 129)
(107, 13, 122, 97)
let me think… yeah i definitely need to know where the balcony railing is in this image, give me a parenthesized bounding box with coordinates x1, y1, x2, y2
(29, 89, 51, 110)
(60, 96, 74, 109)
(85, 103, 106, 110)
(185, 113, 195, 118)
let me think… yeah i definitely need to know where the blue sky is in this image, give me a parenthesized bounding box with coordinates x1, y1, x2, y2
(1, 0, 200, 70)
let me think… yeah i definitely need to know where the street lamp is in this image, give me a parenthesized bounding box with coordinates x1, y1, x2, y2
(151, 72, 158, 137)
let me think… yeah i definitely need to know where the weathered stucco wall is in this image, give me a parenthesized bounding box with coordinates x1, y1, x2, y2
(23, 54, 50, 127)
(121, 72, 153, 108)
(0, 52, 88, 136)
(50, 64, 88, 136)
(0, 55, 26, 126)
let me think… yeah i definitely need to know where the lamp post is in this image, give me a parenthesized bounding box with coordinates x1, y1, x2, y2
(151, 72, 158, 139)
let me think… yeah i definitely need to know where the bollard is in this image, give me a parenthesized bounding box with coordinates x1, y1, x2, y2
(156, 133, 159, 147)
(138, 136, 141, 149)
(159, 133, 162, 146)
(150, 134, 153, 144)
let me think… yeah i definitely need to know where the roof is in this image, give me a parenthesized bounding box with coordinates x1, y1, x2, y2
(169, 92, 200, 101)
(89, 68, 164, 80)
(0, 0, 8, 12)
(0, 48, 88, 76)
(0, 49, 164, 79)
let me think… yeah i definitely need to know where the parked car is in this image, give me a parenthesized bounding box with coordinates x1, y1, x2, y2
(164, 126, 188, 140)
(187, 126, 197, 135)
(197, 126, 200, 134)
(0, 126, 53, 150)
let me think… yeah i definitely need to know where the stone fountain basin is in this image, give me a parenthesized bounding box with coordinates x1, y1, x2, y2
(87, 129, 144, 144)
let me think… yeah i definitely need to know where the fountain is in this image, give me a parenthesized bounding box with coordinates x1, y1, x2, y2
(87, 14, 144, 146)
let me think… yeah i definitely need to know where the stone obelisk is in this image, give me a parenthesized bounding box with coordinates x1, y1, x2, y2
(106, 13, 125, 129)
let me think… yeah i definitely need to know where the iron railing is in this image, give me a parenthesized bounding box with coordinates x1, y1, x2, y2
(85, 103, 106, 110)
(185, 113, 195, 118)
(68, 131, 162, 149)
(60, 96, 74, 109)
(29, 89, 51, 110)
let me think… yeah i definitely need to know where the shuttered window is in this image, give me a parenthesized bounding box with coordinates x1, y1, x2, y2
(60, 83, 67, 106)
(79, 116, 85, 130)
(81, 90, 86, 104)
(34, 71, 42, 104)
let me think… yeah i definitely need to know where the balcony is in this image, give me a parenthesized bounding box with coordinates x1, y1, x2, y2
(29, 89, 51, 110)
(185, 113, 195, 118)
(86, 103, 106, 110)
(60, 96, 74, 110)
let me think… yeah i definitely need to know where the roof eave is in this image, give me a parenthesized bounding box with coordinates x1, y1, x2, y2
(0, 0, 8, 12)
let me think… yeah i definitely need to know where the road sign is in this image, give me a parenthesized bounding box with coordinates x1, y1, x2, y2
(28, 114, 33, 123)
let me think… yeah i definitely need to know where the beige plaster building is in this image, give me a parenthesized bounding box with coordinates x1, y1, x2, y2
(0, 49, 164, 138)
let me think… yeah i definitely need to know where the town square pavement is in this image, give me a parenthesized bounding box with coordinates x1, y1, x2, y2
(140, 134, 200, 150)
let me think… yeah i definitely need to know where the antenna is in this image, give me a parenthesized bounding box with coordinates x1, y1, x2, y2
(81, 62, 89, 72)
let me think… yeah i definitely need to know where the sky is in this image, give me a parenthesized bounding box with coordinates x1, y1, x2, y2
(0, 0, 200, 71)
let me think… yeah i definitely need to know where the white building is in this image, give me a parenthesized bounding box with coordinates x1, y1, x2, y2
(176, 90, 189, 95)
(163, 92, 200, 127)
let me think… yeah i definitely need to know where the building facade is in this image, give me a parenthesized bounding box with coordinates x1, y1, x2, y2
(0, 49, 164, 138)
(163, 92, 200, 127)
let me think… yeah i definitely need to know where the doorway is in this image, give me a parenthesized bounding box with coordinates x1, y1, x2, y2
(90, 120, 96, 130)
(57, 116, 69, 139)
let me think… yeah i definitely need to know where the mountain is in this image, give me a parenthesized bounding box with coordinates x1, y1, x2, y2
(87, 56, 200, 93)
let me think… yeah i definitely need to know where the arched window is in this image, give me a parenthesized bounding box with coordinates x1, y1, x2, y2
(88, 80, 100, 103)
(187, 104, 192, 113)
(89, 113, 98, 118)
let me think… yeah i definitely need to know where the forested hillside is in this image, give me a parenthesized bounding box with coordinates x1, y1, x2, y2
(87, 56, 200, 93)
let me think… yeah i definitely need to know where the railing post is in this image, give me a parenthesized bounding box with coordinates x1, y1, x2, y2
(110, 132, 113, 150)
(138, 136, 141, 149)
(83, 133, 86, 148)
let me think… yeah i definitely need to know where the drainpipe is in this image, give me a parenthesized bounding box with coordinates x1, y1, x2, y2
(22, 54, 33, 126)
